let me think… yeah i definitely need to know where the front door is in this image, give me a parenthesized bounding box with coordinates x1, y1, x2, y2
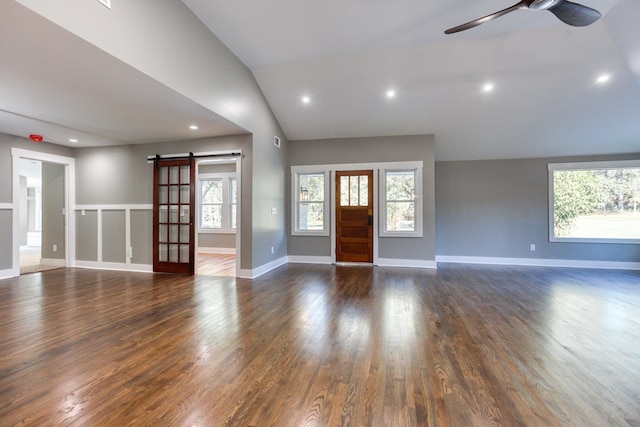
(153, 158, 195, 275)
(335, 170, 373, 263)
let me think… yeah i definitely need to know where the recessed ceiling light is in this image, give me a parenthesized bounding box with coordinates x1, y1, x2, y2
(482, 82, 494, 93)
(69, 138, 78, 143)
(302, 95, 311, 104)
(190, 125, 199, 130)
(596, 74, 611, 84)
(386, 89, 396, 99)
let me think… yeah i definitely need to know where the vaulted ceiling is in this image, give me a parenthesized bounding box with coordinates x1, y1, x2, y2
(2, 0, 639, 160)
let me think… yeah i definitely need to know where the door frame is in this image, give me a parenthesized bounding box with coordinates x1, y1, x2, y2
(330, 166, 379, 265)
(194, 154, 242, 277)
(11, 148, 75, 278)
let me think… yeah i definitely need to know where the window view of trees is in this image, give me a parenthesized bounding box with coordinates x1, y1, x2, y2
(200, 175, 236, 231)
(201, 178, 223, 229)
(553, 167, 640, 239)
(298, 173, 324, 231)
(385, 170, 416, 231)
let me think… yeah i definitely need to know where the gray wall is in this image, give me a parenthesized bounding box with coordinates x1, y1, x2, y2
(288, 135, 436, 262)
(41, 162, 65, 260)
(102, 210, 126, 263)
(0, 210, 11, 270)
(0, 133, 73, 271)
(0, 133, 74, 203)
(19, 0, 288, 271)
(131, 210, 152, 265)
(76, 210, 98, 262)
(74, 135, 251, 267)
(436, 153, 640, 262)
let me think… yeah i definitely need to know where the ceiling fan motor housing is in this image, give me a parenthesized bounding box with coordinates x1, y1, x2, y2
(528, 0, 563, 10)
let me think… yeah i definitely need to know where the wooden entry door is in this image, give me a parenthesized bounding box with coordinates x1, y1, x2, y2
(153, 158, 195, 275)
(336, 170, 373, 263)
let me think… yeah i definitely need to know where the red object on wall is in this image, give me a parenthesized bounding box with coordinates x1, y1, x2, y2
(29, 134, 44, 143)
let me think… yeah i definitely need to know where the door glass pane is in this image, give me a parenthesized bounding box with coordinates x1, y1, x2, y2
(159, 244, 168, 262)
(170, 166, 180, 184)
(170, 225, 179, 243)
(169, 185, 179, 204)
(359, 175, 368, 206)
(180, 185, 190, 203)
(169, 244, 179, 262)
(350, 176, 359, 206)
(340, 176, 349, 206)
(159, 206, 168, 223)
(180, 244, 190, 263)
(180, 225, 190, 243)
(169, 206, 179, 223)
(180, 206, 190, 223)
(159, 225, 168, 242)
(158, 167, 168, 185)
(180, 166, 190, 184)
(159, 186, 168, 204)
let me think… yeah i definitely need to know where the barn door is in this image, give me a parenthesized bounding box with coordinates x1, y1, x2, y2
(153, 157, 195, 275)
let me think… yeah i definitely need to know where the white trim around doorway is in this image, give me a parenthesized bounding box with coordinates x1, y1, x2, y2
(11, 148, 76, 278)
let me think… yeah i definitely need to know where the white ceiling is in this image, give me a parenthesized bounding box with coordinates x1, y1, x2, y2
(1, 0, 639, 160)
(0, 1, 246, 149)
(182, 0, 640, 160)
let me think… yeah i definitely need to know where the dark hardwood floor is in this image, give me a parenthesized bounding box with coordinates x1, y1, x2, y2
(197, 253, 236, 277)
(0, 264, 639, 426)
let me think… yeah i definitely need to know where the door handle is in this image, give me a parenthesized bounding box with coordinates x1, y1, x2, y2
(368, 215, 372, 225)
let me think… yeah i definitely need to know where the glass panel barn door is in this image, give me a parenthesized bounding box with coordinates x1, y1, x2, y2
(153, 158, 195, 275)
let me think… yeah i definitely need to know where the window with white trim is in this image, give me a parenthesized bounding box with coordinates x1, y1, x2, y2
(199, 172, 236, 233)
(380, 168, 422, 237)
(549, 160, 640, 243)
(292, 168, 329, 236)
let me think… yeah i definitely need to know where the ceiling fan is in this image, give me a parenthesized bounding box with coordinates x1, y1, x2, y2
(444, 0, 601, 34)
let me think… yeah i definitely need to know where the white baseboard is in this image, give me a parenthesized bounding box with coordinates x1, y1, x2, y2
(198, 247, 236, 255)
(40, 258, 66, 267)
(377, 258, 437, 269)
(237, 256, 288, 279)
(288, 255, 332, 265)
(435, 255, 640, 271)
(0, 268, 16, 280)
(74, 260, 153, 273)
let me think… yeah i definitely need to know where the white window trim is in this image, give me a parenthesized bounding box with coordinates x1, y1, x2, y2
(548, 159, 640, 244)
(380, 167, 423, 237)
(291, 161, 424, 244)
(198, 172, 237, 234)
(291, 166, 330, 236)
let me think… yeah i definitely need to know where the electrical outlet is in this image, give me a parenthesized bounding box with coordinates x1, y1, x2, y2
(52, 244, 57, 252)
(530, 244, 536, 251)
(271, 246, 274, 254)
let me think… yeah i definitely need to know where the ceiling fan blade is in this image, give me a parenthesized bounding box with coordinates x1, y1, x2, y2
(548, 0, 601, 26)
(445, 1, 528, 34)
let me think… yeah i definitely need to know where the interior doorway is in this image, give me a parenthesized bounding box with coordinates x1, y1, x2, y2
(12, 148, 75, 277)
(196, 158, 238, 277)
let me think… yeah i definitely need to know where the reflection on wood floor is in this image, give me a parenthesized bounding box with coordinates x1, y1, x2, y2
(0, 264, 638, 425)
(197, 252, 235, 277)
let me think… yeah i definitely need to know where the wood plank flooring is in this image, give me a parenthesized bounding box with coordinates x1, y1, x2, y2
(197, 253, 236, 277)
(0, 264, 639, 426)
